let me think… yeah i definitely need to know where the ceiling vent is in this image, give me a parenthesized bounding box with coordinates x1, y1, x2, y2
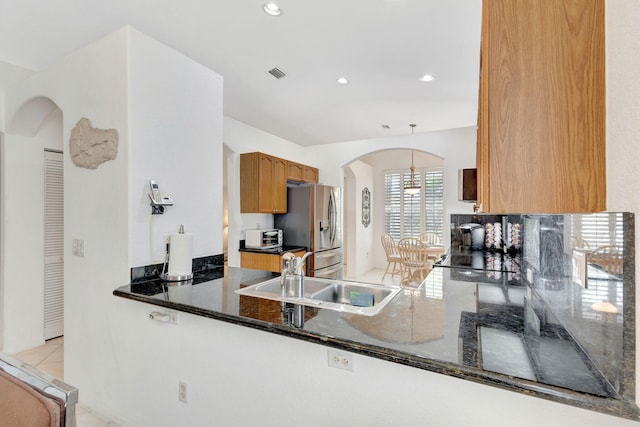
(268, 67, 286, 79)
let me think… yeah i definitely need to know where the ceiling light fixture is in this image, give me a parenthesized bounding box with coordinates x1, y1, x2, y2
(263, 3, 282, 16)
(404, 124, 421, 195)
(419, 74, 435, 82)
(336, 77, 349, 85)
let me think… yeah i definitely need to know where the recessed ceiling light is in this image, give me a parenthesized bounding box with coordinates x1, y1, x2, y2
(419, 74, 435, 82)
(263, 3, 282, 16)
(336, 77, 349, 85)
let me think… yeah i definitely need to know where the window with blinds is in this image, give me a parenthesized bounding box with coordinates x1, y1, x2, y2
(569, 212, 624, 321)
(383, 168, 444, 242)
(570, 213, 623, 249)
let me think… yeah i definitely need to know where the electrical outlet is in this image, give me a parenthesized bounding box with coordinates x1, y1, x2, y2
(327, 349, 354, 372)
(178, 381, 188, 403)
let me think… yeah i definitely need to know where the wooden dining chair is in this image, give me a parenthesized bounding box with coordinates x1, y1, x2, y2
(587, 245, 623, 277)
(397, 237, 431, 285)
(381, 234, 403, 281)
(419, 232, 442, 247)
(419, 232, 444, 263)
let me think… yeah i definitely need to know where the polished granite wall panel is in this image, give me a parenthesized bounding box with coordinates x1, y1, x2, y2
(451, 212, 635, 402)
(130, 253, 224, 283)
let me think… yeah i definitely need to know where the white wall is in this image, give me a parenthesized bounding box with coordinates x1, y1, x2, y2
(0, 107, 62, 352)
(343, 160, 375, 278)
(2, 26, 226, 411)
(4, 29, 132, 404)
(0, 62, 36, 131)
(2, 137, 45, 352)
(605, 0, 640, 406)
(0, 1, 638, 423)
(105, 297, 638, 427)
(307, 127, 476, 218)
(223, 116, 320, 267)
(223, 121, 476, 269)
(128, 28, 223, 267)
(313, 127, 477, 260)
(361, 149, 448, 270)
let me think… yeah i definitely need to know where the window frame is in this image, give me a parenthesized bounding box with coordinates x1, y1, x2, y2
(383, 166, 444, 242)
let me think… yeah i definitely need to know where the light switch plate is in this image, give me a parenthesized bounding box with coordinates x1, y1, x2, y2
(72, 238, 85, 257)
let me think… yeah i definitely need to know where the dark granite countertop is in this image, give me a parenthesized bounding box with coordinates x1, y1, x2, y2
(113, 264, 639, 420)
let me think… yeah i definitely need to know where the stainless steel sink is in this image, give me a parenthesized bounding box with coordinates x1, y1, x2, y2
(235, 276, 401, 316)
(311, 283, 395, 306)
(242, 277, 331, 298)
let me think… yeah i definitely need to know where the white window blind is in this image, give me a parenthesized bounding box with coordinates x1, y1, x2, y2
(384, 168, 444, 241)
(571, 213, 623, 249)
(44, 151, 64, 340)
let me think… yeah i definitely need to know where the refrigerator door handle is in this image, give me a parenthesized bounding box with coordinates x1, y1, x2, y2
(328, 190, 336, 247)
(315, 249, 340, 259)
(313, 263, 343, 279)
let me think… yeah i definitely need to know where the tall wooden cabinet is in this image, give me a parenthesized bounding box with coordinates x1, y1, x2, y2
(240, 152, 288, 213)
(477, 0, 605, 213)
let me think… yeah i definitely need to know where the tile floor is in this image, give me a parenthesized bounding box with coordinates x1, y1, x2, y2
(345, 267, 404, 287)
(11, 336, 119, 427)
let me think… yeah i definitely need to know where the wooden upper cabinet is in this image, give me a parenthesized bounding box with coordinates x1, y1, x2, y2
(272, 157, 287, 212)
(287, 161, 319, 183)
(240, 152, 288, 213)
(477, 0, 605, 213)
(302, 165, 319, 183)
(287, 162, 304, 182)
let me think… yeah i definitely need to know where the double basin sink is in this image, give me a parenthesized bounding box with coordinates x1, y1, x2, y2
(235, 276, 401, 316)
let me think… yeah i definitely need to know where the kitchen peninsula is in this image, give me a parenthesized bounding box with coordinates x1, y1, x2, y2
(114, 213, 638, 421)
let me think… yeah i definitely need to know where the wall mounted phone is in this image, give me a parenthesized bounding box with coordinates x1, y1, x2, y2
(148, 180, 174, 214)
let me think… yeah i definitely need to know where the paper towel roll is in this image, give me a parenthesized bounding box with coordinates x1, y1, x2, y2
(168, 233, 193, 277)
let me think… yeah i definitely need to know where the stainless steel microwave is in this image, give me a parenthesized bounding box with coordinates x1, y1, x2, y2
(245, 229, 283, 249)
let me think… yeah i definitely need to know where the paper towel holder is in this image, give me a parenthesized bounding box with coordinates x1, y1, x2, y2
(149, 179, 174, 215)
(160, 225, 194, 282)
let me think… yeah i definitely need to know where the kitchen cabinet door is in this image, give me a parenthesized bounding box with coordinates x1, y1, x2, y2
(288, 161, 319, 183)
(240, 250, 306, 273)
(477, 0, 605, 213)
(302, 165, 319, 183)
(271, 156, 287, 213)
(240, 152, 288, 213)
(287, 162, 304, 181)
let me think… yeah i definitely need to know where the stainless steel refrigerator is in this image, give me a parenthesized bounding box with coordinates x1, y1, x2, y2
(274, 184, 343, 279)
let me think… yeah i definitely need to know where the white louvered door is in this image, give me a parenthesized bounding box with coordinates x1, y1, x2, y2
(44, 150, 64, 340)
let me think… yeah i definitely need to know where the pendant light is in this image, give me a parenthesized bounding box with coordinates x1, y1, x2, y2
(404, 124, 421, 195)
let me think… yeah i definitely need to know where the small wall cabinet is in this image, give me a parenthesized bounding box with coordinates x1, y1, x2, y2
(476, 0, 605, 213)
(240, 152, 319, 214)
(287, 161, 319, 183)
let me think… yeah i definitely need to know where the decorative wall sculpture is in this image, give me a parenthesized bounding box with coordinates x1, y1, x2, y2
(362, 187, 371, 228)
(69, 118, 118, 169)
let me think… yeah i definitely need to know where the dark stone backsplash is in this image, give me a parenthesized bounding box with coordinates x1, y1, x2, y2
(130, 253, 225, 283)
(451, 212, 635, 402)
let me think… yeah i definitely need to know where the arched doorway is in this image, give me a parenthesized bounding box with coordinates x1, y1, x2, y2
(1, 96, 63, 352)
(342, 149, 444, 283)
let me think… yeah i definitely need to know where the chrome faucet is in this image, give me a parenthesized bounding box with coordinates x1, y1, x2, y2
(280, 251, 313, 298)
(280, 251, 312, 329)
